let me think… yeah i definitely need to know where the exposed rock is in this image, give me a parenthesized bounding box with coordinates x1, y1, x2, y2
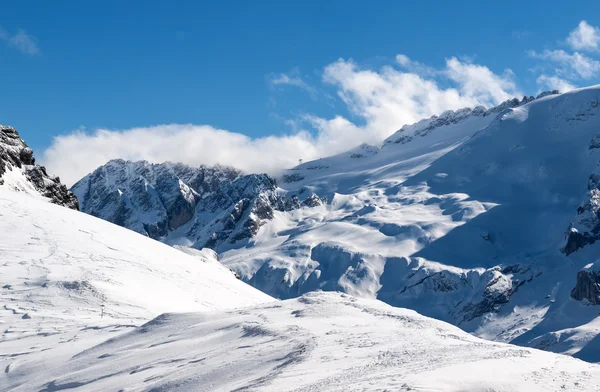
(24, 166, 79, 210)
(536, 90, 560, 99)
(563, 166, 600, 255)
(590, 134, 600, 150)
(73, 161, 327, 248)
(571, 262, 600, 305)
(0, 125, 78, 209)
(282, 172, 305, 183)
(192, 174, 325, 250)
(71, 160, 240, 239)
(349, 143, 379, 158)
(302, 193, 326, 207)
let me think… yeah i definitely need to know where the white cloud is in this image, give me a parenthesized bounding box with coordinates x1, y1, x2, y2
(536, 74, 576, 93)
(395, 53, 437, 76)
(43, 55, 522, 186)
(0, 27, 40, 55)
(268, 70, 317, 96)
(567, 21, 600, 52)
(321, 56, 519, 141)
(444, 57, 519, 104)
(43, 125, 319, 186)
(529, 49, 600, 79)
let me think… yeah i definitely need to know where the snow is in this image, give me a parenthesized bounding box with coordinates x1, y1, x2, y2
(0, 188, 272, 390)
(0, 167, 45, 199)
(5, 292, 600, 391)
(4, 189, 600, 391)
(5, 87, 600, 389)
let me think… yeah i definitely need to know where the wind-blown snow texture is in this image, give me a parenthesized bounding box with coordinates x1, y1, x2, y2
(4, 91, 600, 390)
(6, 291, 600, 392)
(73, 87, 600, 363)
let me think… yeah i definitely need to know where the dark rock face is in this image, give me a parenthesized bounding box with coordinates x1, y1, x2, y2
(72, 160, 326, 248)
(571, 265, 600, 305)
(563, 167, 600, 255)
(0, 125, 78, 210)
(71, 160, 241, 239)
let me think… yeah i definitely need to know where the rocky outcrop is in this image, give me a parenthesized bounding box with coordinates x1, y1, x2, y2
(563, 165, 600, 255)
(0, 125, 78, 209)
(71, 160, 241, 239)
(72, 160, 327, 248)
(571, 262, 600, 305)
(191, 174, 326, 250)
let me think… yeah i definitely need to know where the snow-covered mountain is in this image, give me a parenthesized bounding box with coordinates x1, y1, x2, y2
(71, 87, 600, 363)
(72, 159, 325, 251)
(0, 124, 78, 209)
(240, 87, 600, 361)
(2, 113, 600, 391)
(71, 160, 241, 239)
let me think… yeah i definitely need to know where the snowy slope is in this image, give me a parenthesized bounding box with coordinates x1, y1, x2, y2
(0, 188, 272, 391)
(7, 292, 600, 392)
(5, 188, 598, 391)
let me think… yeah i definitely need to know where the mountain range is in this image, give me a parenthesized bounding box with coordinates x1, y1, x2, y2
(3, 87, 600, 390)
(72, 87, 600, 363)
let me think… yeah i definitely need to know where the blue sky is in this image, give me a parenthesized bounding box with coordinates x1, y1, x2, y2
(2, 1, 600, 184)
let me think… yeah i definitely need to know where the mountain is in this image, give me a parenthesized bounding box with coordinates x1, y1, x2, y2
(4, 127, 597, 391)
(0, 124, 78, 209)
(70, 87, 600, 362)
(72, 159, 325, 252)
(71, 160, 241, 239)
(229, 87, 600, 361)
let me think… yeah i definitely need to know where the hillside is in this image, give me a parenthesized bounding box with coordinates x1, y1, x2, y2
(0, 187, 272, 390)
